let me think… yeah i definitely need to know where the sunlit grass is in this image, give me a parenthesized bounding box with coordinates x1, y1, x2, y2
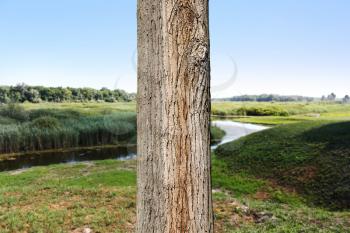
(1, 158, 349, 232)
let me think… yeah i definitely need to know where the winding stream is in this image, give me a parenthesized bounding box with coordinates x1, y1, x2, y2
(211, 121, 268, 149)
(0, 121, 267, 172)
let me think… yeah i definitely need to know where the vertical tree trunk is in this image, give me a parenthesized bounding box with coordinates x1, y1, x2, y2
(137, 0, 213, 232)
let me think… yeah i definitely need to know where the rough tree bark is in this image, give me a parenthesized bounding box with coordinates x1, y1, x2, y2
(137, 0, 213, 232)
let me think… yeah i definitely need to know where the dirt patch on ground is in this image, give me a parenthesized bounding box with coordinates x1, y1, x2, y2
(71, 227, 93, 233)
(253, 191, 271, 200)
(296, 166, 317, 182)
(214, 197, 276, 232)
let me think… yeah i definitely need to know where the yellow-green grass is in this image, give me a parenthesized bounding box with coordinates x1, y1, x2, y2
(212, 101, 350, 116)
(20, 102, 136, 114)
(9, 102, 350, 126)
(211, 102, 350, 125)
(20, 101, 350, 117)
(230, 114, 350, 126)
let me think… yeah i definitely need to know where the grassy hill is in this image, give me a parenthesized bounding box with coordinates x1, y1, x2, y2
(215, 120, 350, 210)
(1, 158, 349, 232)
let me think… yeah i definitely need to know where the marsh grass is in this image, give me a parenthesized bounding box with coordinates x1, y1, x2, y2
(212, 101, 350, 117)
(0, 104, 136, 154)
(0, 103, 224, 154)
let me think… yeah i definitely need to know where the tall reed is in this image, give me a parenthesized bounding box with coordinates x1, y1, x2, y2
(0, 110, 136, 154)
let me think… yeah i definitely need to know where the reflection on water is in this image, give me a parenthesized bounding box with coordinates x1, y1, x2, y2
(0, 145, 136, 172)
(211, 121, 268, 149)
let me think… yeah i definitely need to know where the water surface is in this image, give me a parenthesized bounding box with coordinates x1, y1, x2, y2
(0, 121, 267, 172)
(0, 146, 136, 172)
(211, 120, 268, 149)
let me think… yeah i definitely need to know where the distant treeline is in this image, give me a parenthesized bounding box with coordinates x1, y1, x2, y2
(214, 94, 315, 102)
(0, 84, 136, 104)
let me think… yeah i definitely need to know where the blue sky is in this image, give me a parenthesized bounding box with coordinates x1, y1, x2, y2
(0, 0, 349, 98)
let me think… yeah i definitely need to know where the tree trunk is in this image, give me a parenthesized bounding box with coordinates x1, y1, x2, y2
(137, 0, 213, 232)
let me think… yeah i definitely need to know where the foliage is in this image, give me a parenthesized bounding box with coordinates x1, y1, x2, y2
(0, 84, 136, 104)
(29, 116, 62, 129)
(0, 103, 29, 122)
(327, 93, 337, 101)
(236, 106, 289, 116)
(214, 94, 315, 102)
(210, 125, 225, 144)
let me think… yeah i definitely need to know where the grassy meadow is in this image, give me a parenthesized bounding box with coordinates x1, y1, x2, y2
(0, 158, 349, 232)
(0, 101, 350, 232)
(212, 101, 350, 125)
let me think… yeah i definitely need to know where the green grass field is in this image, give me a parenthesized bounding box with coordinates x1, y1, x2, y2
(5, 101, 350, 125)
(19, 102, 136, 114)
(1, 158, 349, 232)
(213, 101, 350, 125)
(212, 101, 350, 116)
(1, 101, 350, 232)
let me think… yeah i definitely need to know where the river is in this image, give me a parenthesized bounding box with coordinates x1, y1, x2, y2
(0, 121, 267, 172)
(211, 121, 268, 149)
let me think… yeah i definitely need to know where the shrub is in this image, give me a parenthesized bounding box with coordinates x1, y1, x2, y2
(30, 116, 61, 129)
(237, 107, 289, 116)
(0, 103, 29, 122)
(211, 126, 225, 144)
(28, 109, 81, 120)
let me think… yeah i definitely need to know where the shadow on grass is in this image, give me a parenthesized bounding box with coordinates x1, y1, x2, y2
(302, 121, 350, 150)
(301, 121, 350, 209)
(215, 121, 350, 210)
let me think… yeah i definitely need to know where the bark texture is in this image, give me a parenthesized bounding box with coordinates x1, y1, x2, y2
(137, 0, 213, 232)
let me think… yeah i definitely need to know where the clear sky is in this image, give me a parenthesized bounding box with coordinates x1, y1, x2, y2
(0, 0, 349, 98)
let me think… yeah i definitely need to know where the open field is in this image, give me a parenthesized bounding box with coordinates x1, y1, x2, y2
(19, 102, 136, 114)
(212, 101, 350, 125)
(212, 101, 350, 116)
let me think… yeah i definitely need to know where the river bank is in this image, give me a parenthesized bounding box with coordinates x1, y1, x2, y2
(0, 121, 265, 172)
